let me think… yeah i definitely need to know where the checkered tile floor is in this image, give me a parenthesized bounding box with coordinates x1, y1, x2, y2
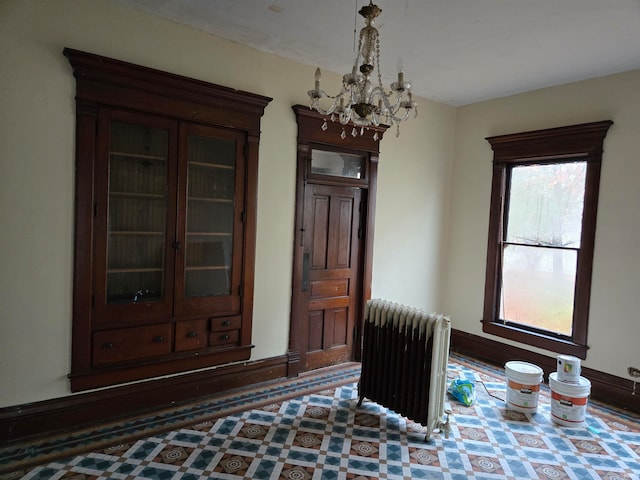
(3, 356, 640, 479)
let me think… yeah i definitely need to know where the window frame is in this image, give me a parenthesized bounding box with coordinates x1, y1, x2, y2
(482, 121, 613, 359)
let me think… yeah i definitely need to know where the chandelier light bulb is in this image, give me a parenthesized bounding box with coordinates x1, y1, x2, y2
(307, 1, 417, 138)
(397, 56, 404, 84)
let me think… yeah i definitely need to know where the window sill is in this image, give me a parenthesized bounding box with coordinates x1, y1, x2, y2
(482, 320, 588, 360)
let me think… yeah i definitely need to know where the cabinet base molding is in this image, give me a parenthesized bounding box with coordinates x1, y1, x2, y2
(451, 328, 640, 414)
(70, 345, 254, 392)
(0, 355, 287, 445)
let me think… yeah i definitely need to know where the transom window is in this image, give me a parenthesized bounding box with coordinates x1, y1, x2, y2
(310, 149, 366, 180)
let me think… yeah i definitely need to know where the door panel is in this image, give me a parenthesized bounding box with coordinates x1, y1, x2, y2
(303, 184, 362, 370)
(311, 196, 329, 268)
(308, 311, 324, 351)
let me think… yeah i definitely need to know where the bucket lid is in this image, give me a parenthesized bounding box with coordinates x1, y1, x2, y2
(505, 361, 543, 376)
(557, 354, 581, 363)
(549, 372, 591, 394)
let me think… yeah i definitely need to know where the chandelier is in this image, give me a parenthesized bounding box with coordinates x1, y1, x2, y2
(307, 1, 417, 139)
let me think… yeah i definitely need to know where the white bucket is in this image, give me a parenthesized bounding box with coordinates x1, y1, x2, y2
(557, 354, 581, 383)
(549, 372, 591, 427)
(505, 361, 544, 413)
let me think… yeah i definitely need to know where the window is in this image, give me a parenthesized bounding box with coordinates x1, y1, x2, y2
(483, 121, 612, 359)
(310, 149, 366, 179)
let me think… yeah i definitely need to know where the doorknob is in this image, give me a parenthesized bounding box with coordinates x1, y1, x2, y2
(302, 252, 310, 292)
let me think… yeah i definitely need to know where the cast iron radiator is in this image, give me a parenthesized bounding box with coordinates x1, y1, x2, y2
(358, 299, 452, 441)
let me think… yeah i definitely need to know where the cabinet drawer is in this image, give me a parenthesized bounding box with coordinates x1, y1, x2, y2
(93, 324, 172, 365)
(209, 329, 239, 347)
(210, 315, 241, 331)
(175, 319, 208, 352)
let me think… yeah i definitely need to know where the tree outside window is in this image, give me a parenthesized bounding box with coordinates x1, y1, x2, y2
(483, 121, 612, 359)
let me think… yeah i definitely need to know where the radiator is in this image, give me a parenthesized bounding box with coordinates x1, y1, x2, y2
(357, 299, 452, 441)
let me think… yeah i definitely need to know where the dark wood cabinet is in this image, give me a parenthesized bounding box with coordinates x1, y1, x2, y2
(65, 48, 271, 391)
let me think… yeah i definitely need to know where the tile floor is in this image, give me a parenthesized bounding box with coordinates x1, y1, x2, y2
(2, 355, 639, 479)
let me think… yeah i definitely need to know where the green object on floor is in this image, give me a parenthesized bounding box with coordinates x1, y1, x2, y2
(448, 378, 476, 406)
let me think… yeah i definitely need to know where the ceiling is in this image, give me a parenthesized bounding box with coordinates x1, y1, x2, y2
(117, 0, 640, 106)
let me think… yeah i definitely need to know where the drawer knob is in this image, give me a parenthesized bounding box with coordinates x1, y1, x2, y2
(101, 342, 114, 349)
(222, 320, 231, 327)
(153, 335, 165, 343)
(220, 334, 230, 340)
(186, 331, 198, 338)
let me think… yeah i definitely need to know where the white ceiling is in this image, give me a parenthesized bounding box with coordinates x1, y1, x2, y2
(117, 0, 640, 106)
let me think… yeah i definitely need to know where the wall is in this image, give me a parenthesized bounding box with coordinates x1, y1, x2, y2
(444, 70, 640, 379)
(0, 0, 455, 407)
(374, 103, 456, 307)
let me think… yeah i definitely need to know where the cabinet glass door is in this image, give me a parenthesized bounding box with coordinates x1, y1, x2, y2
(176, 124, 244, 316)
(185, 135, 236, 297)
(107, 122, 169, 304)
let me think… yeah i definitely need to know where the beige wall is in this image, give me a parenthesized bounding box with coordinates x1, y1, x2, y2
(444, 70, 640, 379)
(4, 0, 637, 410)
(0, 0, 455, 407)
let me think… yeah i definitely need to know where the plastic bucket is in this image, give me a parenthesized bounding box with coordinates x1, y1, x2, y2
(549, 372, 591, 427)
(557, 354, 581, 383)
(505, 361, 543, 413)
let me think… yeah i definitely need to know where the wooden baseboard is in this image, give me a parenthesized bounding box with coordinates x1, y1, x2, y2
(0, 355, 288, 445)
(451, 328, 640, 414)
(3, 331, 638, 446)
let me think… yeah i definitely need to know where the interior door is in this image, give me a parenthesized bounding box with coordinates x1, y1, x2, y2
(301, 183, 363, 370)
(290, 105, 386, 378)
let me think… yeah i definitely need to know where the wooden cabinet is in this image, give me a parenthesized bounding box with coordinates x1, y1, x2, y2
(65, 48, 271, 391)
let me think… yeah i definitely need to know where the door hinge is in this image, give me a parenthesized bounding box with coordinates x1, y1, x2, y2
(241, 210, 246, 223)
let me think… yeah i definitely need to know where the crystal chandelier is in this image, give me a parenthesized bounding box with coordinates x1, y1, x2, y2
(307, 1, 417, 139)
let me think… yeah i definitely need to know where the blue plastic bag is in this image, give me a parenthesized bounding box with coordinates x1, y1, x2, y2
(448, 378, 476, 406)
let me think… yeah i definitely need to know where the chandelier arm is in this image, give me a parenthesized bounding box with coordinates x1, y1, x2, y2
(309, 81, 358, 117)
(309, 95, 340, 117)
(339, 108, 354, 125)
(386, 105, 415, 125)
(372, 87, 404, 116)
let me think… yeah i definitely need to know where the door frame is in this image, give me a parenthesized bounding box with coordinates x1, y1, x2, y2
(287, 105, 388, 377)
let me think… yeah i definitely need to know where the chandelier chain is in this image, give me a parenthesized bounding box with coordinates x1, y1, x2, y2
(375, 34, 383, 90)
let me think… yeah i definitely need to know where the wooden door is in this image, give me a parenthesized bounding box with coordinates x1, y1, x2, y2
(301, 183, 363, 370)
(289, 105, 386, 378)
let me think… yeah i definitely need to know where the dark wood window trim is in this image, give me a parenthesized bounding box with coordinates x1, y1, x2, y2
(483, 120, 613, 360)
(65, 48, 271, 391)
